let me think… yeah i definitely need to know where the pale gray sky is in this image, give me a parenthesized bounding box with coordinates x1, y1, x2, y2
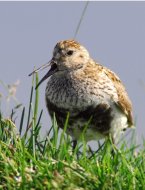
(0, 2, 145, 143)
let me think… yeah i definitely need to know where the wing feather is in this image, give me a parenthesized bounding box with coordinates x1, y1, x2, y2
(104, 67, 133, 126)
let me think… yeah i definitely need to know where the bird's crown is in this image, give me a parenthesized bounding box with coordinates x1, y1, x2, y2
(55, 40, 81, 50)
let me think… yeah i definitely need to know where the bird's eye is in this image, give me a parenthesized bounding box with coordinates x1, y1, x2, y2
(66, 50, 74, 56)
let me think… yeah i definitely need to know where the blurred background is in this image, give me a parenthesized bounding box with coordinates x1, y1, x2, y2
(0, 2, 145, 144)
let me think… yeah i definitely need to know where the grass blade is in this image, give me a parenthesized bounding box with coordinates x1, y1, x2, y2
(73, 1, 89, 39)
(19, 107, 25, 136)
(34, 73, 39, 127)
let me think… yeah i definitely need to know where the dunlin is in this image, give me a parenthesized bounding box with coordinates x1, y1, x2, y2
(29, 40, 133, 146)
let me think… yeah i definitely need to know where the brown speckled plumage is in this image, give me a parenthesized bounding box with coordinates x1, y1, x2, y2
(32, 39, 134, 143)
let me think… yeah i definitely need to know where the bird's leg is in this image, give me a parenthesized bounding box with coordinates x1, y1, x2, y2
(72, 140, 81, 160)
(72, 140, 78, 150)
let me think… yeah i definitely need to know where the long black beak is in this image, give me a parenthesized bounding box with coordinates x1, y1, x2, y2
(29, 60, 58, 89)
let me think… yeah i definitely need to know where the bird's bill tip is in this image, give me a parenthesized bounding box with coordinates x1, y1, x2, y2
(35, 62, 58, 89)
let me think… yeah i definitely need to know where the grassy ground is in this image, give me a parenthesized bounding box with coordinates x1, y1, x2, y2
(0, 76, 145, 190)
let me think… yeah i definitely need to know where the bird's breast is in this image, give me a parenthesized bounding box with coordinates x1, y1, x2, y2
(45, 76, 92, 114)
(45, 73, 118, 115)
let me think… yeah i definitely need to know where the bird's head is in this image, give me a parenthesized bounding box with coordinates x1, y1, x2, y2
(29, 40, 90, 89)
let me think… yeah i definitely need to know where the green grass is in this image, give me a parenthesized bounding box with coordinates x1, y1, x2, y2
(0, 75, 145, 190)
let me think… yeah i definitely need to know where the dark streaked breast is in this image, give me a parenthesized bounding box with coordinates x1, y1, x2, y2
(46, 97, 113, 135)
